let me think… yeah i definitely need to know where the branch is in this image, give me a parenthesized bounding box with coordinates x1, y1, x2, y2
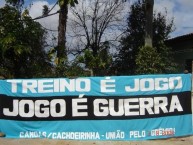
(32, 10, 60, 21)
(47, 1, 59, 14)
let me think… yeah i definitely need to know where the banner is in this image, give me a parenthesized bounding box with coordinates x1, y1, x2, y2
(0, 74, 192, 140)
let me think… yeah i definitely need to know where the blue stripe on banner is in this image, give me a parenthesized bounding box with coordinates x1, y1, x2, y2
(0, 115, 192, 140)
(0, 74, 191, 97)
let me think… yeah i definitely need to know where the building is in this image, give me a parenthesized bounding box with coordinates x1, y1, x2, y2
(165, 33, 193, 73)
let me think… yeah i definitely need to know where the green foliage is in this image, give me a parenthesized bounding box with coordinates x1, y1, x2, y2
(59, 0, 78, 7)
(0, 5, 52, 78)
(5, 0, 24, 8)
(42, 5, 49, 16)
(135, 44, 177, 74)
(135, 46, 163, 74)
(78, 49, 112, 76)
(114, 0, 175, 75)
(54, 61, 90, 78)
(64, 62, 90, 77)
(154, 42, 178, 73)
(47, 47, 89, 77)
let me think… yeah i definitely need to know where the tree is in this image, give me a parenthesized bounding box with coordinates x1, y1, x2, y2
(114, 0, 175, 75)
(78, 46, 112, 76)
(135, 45, 163, 74)
(145, 0, 154, 47)
(0, 5, 52, 78)
(69, 0, 125, 75)
(41, 0, 79, 77)
(57, 0, 78, 66)
(5, 0, 23, 9)
(6, 0, 79, 76)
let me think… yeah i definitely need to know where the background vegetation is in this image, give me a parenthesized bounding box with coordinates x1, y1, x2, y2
(0, 0, 177, 78)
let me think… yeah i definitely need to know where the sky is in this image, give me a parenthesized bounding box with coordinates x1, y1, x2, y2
(0, 0, 193, 38)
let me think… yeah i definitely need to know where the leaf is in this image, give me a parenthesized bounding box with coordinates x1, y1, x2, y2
(74, 0, 78, 4)
(42, 5, 49, 16)
(54, 57, 59, 65)
(22, 9, 29, 17)
(59, 0, 64, 7)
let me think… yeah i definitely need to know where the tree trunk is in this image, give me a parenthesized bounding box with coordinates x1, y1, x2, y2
(57, 1, 68, 65)
(145, 0, 154, 47)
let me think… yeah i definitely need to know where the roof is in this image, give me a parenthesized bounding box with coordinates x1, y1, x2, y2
(165, 33, 193, 43)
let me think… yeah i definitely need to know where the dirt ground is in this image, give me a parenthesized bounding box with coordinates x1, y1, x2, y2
(0, 136, 193, 145)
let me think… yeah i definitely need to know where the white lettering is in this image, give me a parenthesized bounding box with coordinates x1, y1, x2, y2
(140, 78, 154, 91)
(125, 77, 182, 92)
(169, 95, 183, 112)
(72, 98, 88, 117)
(35, 100, 49, 117)
(76, 79, 90, 92)
(22, 80, 37, 93)
(3, 99, 67, 118)
(100, 77, 116, 92)
(50, 99, 66, 117)
(7, 80, 22, 93)
(3, 100, 19, 116)
(125, 79, 139, 92)
(139, 98, 154, 115)
(154, 97, 168, 114)
(124, 98, 139, 116)
(19, 100, 34, 117)
(38, 80, 53, 93)
(94, 99, 109, 116)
